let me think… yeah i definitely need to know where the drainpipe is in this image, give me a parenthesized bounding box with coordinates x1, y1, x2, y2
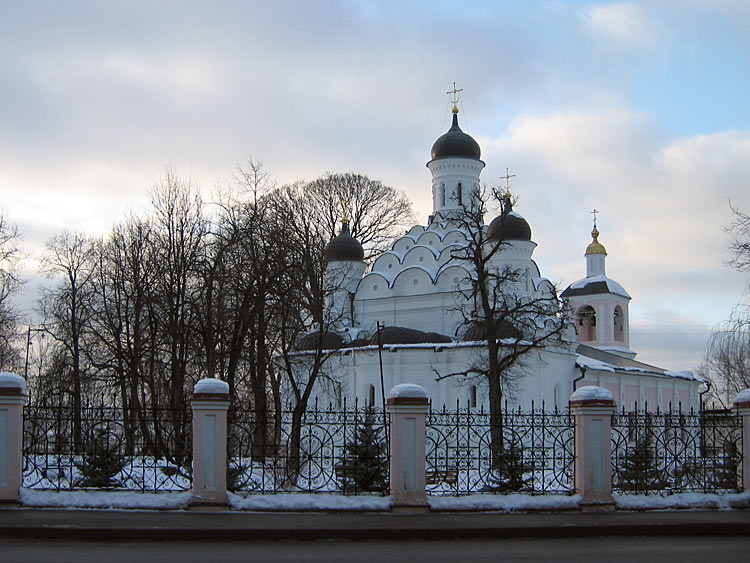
(573, 365, 587, 394)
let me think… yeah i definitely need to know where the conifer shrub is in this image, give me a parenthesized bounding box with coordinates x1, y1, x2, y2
(74, 425, 126, 489)
(337, 407, 388, 494)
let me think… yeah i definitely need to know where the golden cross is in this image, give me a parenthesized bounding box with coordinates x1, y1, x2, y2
(341, 198, 351, 223)
(591, 208, 599, 226)
(499, 167, 516, 195)
(446, 81, 463, 112)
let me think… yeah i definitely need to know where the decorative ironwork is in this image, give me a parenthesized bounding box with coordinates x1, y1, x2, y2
(23, 403, 192, 492)
(611, 406, 743, 494)
(228, 399, 390, 495)
(425, 401, 575, 495)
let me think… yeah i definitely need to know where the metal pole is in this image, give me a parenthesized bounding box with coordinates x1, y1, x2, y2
(24, 326, 31, 379)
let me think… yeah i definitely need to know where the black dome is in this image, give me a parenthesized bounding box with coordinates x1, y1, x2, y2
(487, 211, 532, 242)
(296, 331, 344, 351)
(430, 113, 481, 161)
(325, 222, 364, 262)
(370, 326, 452, 345)
(462, 320, 522, 342)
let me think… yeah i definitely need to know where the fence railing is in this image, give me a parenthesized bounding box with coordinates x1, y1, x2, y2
(227, 400, 390, 495)
(23, 403, 192, 492)
(426, 402, 575, 496)
(611, 406, 743, 495)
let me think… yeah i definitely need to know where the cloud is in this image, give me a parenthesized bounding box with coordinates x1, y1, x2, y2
(585, 2, 653, 42)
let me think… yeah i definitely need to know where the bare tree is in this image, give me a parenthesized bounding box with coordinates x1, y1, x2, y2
(0, 211, 22, 370)
(700, 307, 750, 405)
(41, 230, 97, 451)
(727, 203, 750, 274)
(437, 187, 568, 467)
(302, 173, 414, 258)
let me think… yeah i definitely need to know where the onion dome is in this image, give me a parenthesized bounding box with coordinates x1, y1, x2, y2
(585, 226, 607, 256)
(325, 220, 364, 262)
(462, 319, 522, 341)
(370, 326, 452, 345)
(296, 331, 344, 351)
(430, 110, 481, 161)
(487, 200, 532, 242)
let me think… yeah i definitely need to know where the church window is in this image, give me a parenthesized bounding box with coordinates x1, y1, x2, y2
(413, 278, 419, 285)
(614, 305, 624, 342)
(577, 306, 597, 341)
(470, 385, 477, 408)
(368, 384, 376, 406)
(441, 183, 446, 206)
(373, 284, 378, 291)
(419, 256, 424, 262)
(457, 182, 462, 205)
(388, 263, 392, 269)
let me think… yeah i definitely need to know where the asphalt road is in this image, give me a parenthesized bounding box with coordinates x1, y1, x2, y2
(0, 536, 747, 563)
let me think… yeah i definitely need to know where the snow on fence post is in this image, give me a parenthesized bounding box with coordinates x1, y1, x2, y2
(732, 389, 750, 492)
(386, 383, 429, 511)
(0, 373, 27, 503)
(570, 386, 616, 512)
(191, 378, 230, 507)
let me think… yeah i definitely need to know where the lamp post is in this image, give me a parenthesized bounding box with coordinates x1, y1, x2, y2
(24, 326, 45, 380)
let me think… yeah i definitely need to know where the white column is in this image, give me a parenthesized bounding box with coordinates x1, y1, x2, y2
(191, 378, 230, 506)
(570, 385, 616, 512)
(386, 383, 429, 510)
(0, 373, 27, 503)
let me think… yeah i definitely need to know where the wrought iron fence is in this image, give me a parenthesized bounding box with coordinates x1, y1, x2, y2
(425, 401, 575, 496)
(23, 402, 192, 492)
(611, 406, 743, 495)
(227, 399, 390, 495)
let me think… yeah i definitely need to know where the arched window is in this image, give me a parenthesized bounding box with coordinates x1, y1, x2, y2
(470, 385, 477, 408)
(457, 182, 462, 205)
(614, 305, 624, 342)
(577, 305, 597, 341)
(368, 384, 376, 406)
(441, 183, 446, 207)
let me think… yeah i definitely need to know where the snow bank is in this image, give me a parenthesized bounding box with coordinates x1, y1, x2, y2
(387, 383, 427, 400)
(194, 378, 229, 395)
(0, 372, 26, 392)
(229, 492, 392, 511)
(570, 385, 613, 402)
(428, 494, 581, 512)
(615, 492, 750, 511)
(20, 489, 193, 509)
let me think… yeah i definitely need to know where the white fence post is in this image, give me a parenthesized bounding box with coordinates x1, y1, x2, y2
(191, 378, 230, 507)
(570, 386, 617, 512)
(0, 373, 27, 503)
(386, 383, 429, 511)
(732, 389, 750, 492)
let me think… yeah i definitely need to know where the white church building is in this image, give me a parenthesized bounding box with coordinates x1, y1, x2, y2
(301, 102, 703, 412)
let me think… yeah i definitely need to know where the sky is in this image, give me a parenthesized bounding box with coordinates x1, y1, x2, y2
(1, 0, 749, 371)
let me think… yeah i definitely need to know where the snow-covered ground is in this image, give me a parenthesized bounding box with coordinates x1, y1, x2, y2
(17, 488, 750, 512)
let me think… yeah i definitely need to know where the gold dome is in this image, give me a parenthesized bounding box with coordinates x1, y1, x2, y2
(585, 226, 607, 256)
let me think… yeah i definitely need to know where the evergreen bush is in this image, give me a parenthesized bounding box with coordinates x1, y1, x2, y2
(74, 426, 126, 489)
(337, 407, 388, 494)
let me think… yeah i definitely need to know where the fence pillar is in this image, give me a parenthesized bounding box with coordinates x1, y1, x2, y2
(570, 386, 616, 512)
(386, 383, 429, 511)
(0, 373, 27, 503)
(191, 378, 230, 507)
(732, 389, 750, 492)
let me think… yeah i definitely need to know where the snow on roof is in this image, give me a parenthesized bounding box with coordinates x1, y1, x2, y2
(576, 355, 700, 381)
(567, 274, 630, 298)
(733, 389, 750, 406)
(194, 378, 229, 394)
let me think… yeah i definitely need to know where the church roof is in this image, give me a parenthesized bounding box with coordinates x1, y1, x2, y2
(487, 209, 532, 242)
(430, 113, 481, 161)
(371, 326, 452, 345)
(585, 226, 607, 256)
(561, 274, 631, 299)
(296, 331, 345, 351)
(325, 221, 364, 262)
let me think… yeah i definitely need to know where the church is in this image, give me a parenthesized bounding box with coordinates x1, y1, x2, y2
(302, 95, 703, 412)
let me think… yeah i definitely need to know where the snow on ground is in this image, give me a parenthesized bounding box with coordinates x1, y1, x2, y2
(428, 494, 582, 512)
(614, 492, 750, 511)
(17, 489, 750, 512)
(228, 492, 392, 511)
(20, 489, 193, 509)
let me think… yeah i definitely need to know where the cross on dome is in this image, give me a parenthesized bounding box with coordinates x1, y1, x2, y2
(591, 208, 600, 227)
(500, 167, 516, 197)
(446, 81, 463, 114)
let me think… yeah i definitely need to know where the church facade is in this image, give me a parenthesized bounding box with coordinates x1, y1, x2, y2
(305, 104, 703, 412)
